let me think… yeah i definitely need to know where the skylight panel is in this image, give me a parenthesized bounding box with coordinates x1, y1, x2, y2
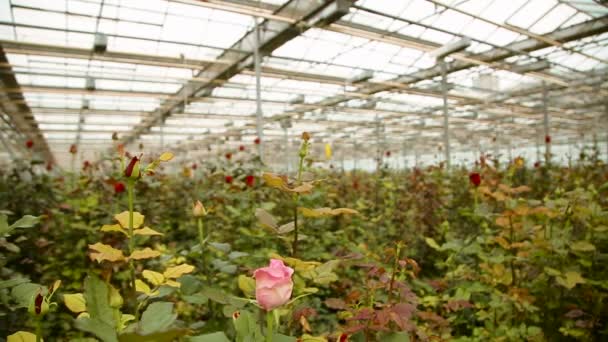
(507, 0, 558, 29)
(530, 4, 577, 34)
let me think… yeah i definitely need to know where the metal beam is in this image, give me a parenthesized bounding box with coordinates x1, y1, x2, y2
(117, 0, 353, 149)
(0, 45, 53, 162)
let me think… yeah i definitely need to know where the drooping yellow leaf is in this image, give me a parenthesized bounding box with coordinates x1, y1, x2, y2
(556, 271, 585, 289)
(129, 248, 161, 260)
(100, 224, 128, 236)
(63, 293, 86, 313)
(163, 264, 195, 279)
(50, 280, 61, 294)
(270, 253, 320, 273)
(159, 152, 174, 162)
(289, 182, 313, 194)
(133, 227, 163, 236)
(298, 207, 359, 218)
(114, 211, 145, 229)
(494, 236, 510, 249)
(238, 275, 256, 298)
(7, 331, 39, 342)
(142, 270, 165, 286)
(135, 279, 152, 295)
(255, 208, 278, 230)
(163, 280, 181, 288)
(495, 216, 510, 228)
(89, 243, 125, 263)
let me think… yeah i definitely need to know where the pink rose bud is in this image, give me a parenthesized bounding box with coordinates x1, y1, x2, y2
(253, 259, 294, 311)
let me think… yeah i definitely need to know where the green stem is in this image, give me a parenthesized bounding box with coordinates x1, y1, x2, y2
(127, 180, 136, 294)
(35, 316, 42, 342)
(388, 243, 402, 304)
(291, 148, 306, 257)
(197, 217, 208, 282)
(265, 310, 274, 342)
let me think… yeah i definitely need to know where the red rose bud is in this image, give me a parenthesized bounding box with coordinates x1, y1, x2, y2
(225, 175, 233, 184)
(545, 135, 551, 144)
(225, 153, 232, 160)
(239, 145, 245, 151)
(245, 175, 255, 187)
(69, 144, 77, 154)
(192, 163, 197, 170)
(385, 151, 391, 157)
(114, 182, 126, 194)
(353, 180, 359, 190)
(534, 161, 541, 168)
(26, 140, 34, 149)
(124, 156, 141, 179)
(34, 293, 43, 314)
(46, 162, 53, 171)
(28, 291, 48, 316)
(83, 160, 91, 169)
(339, 333, 348, 342)
(254, 137, 261, 145)
(469, 172, 481, 187)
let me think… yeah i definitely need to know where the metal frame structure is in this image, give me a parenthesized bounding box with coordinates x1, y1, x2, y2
(0, 0, 607, 170)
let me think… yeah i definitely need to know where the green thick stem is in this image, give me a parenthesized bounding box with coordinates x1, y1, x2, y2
(35, 317, 42, 342)
(265, 310, 274, 342)
(127, 180, 136, 293)
(197, 217, 208, 282)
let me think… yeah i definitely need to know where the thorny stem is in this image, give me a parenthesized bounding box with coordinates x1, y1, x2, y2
(127, 179, 136, 295)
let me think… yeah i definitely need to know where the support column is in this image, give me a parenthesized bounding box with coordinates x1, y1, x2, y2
(440, 59, 451, 168)
(353, 140, 358, 171)
(542, 82, 550, 164)
(283, 126, 289, 173)
(254, 18, 264, 162)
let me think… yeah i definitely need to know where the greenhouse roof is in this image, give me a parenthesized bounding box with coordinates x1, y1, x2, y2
(0, 0, 607, 168)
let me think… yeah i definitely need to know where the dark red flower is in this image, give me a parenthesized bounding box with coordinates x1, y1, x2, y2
(124, 156, 140, 179)
(339, 333, 348, 342)
(469, 172, 481, 187)
(25, 140, 34, 149)
(534, 161, 541, 168)
(192, 163, 197, 170)
(46, 161, 53, 171)
(225, 153, 232, 160)
(254, 137, 261, 145)
(239, 145, 245, 151)
(245, 175, 255, 187)
(114, 182, 126, 194)
(385, 151, 391, 157)
(353, 180, 359, 190)
(545, 135, 551, 144)
(225, 175, 233, 184)
(69, 144, 77, 154)
(34, 293, 44, 315)
(83, 160, 91, 169)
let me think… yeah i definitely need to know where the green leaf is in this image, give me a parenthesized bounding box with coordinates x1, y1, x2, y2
(9, 215, 41, 229)
(139, 302, 176, 335)
(571, 241, 595, 252)
(188, 332, 231, 342)
(75, 275, 117, 342)
(0, 276, 30, 290)
(237, 275, 255, 298)
(311, 260, 340, 285)
(233, 310, 263, 342)
(178, 275, 201, 295)
(11, 283, 43, 308)
(272, 334, 297, 342)
(118, 329, 187, 342)
(379, 332, 410, 342)
(424, 237, 441, 251)
(208, 242, 231, 253)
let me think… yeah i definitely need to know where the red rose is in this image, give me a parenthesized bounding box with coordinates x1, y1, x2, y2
(469, 172, 481, 187)
(124, 156, 141, 179)
(339, 333, 348, 342)
(225, 175, 233, 184)
(46, 162, 53, 171)
(225, 153, 232, 160)
(83, 160, 91, 169)
(69, 144, 77, 154)
(545, 135, 551, 144)
(239, 145, 245, 151)
(114, 182, 126, 194)
(26, 140, 34, 149)
(192, 163, 197, 170)
(245, 175, 255, 187)
(385, 151, 391, 157)
(254, 137, 261, 145)
(534, 161, 541, 168)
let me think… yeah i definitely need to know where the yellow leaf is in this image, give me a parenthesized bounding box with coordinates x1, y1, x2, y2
(571, 241, 595, 252)
(133, 227, 163, 236)
(494, 236, 510, 249)
(270, 253, 320, 273)
(159, 152, 174, 162)
(64, 293, 86, 313)
(100, 224, 128, 236)
(163, 264, 195, 279)
(289, 182, 313, 194)
(7, 331, 39, 342)
(325, 143, 332, 159)
(238, 275, 255, 298)
(88, 243, 125, 263)
(114, 211, 145, 229)
(262, 172, 288, 189)
(298, 207, 358, 218)
(163, 280, 181, 288)
(76, 312, 90, 319)
(129, 248, 161, 260)
(142, 270, 165, 286)
(556, 271, 585, 289)
(135, 279, 152, 295)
